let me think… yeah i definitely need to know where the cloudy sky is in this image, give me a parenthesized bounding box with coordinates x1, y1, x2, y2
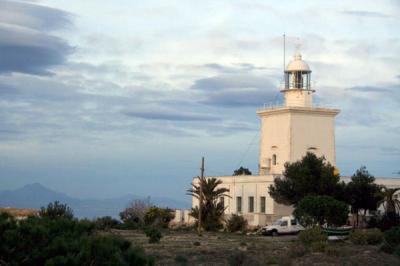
(0, 0, 399, 202)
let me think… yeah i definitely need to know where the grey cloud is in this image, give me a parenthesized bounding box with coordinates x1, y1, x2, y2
(191, 74, 275, 91)
(201, 88, 282, 107)
(0, 0, 72, 31)
(124, 110, 220, 122)
(346, 86, 391, 93)
(346, 84, 400, 102)
(203, 63, 267, 74)
(341, 10, 389, 18)
(0, 2, 73, 75)
(191, 74, 282, 107)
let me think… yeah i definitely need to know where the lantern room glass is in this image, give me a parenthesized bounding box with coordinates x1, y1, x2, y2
(284, 71, 311, 90)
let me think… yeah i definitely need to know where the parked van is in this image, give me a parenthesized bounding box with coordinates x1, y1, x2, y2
(261, 216, 304, 236)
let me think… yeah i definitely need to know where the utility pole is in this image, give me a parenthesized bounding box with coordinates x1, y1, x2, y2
(198, 157, 205, 236)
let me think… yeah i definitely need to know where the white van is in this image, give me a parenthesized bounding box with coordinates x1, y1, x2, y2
(261, 216, 304, 236)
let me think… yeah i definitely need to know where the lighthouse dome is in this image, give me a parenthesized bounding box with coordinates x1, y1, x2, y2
(286, 52, 311, 72)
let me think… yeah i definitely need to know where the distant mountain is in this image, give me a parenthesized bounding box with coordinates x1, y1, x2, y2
(0, 183, 190, 219)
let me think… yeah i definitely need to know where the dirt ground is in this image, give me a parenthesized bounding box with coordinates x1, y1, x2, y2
(110, 229, 400, 266)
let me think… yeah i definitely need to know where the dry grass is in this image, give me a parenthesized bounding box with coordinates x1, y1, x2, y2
(109, 229, 400, 266)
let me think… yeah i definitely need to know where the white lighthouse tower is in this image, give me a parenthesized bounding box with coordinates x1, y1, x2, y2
(257, 52, 340, 175)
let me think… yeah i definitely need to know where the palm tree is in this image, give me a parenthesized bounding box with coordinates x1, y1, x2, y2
(187, 177, 229, 231)
(378, 187, 400, 222)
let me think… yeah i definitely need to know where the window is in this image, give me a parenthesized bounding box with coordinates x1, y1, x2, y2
(260, 197, 266, 213)
(272, 154, 277, 165)
(236, 197, 242, 213)
(291, 219, 297, 226)
(248, 197, 254, 213)
(280, 220, 288, 226)
(220, 197, 224, 209)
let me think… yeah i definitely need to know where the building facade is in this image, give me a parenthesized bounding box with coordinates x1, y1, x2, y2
(173, 52, 400, 227)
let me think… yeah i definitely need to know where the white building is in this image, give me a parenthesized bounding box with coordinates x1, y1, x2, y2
(174, 52, 400, 227)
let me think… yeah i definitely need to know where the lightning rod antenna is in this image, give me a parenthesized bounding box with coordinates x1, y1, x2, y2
(283, 34, 286, 75)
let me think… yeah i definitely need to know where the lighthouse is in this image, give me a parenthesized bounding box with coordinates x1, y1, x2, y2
(257, 52, 340, 175)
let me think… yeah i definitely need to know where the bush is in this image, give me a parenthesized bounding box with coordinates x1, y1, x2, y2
(325, 245, 340, 257)
(227, 250, 261, 266)
(226, 214, 248, 232)
(93, 216, 121, 230)
(311, 241, 327, 252)
(119, 200, 150, 228)
(350, 229, 384, 245)
(365, 229, 384, 244)
(145, 227, 162, 244)
(39, 201, 74, 219)
(381, 226, 400, 255)
(349, 230, 367, 245)
(367, 215, 400, 231)
(294, 195, 349, 227)
(0, 205, 154, 265)
(298, 227, 327, 246)
(175, 255, 188, 265)
(288, 243, 308, 258)
(144, 206, 174, 228)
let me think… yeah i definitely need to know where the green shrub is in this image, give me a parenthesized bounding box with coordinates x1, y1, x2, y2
(227, 250, 261, 266)
(311, 241, 327, 252)
(0, 205, 153, 265)
(349, 230, 367, 245)
(384, 226, 400, 247)
(325, 245, 340, 257)
(298, 227, 328, 246)
(381, 226, 400, 255)
(144, 206, 174, 228)
(226, 214, 248, 232)
(39, 201, 74, 219)
(175, 255, 188, 265)
(288, 243, 308, 258)
(93, 216, 121, 230)
(365, 229, 384, 244)
(145, 227, 162, 244)
(350, 229, 384, 245)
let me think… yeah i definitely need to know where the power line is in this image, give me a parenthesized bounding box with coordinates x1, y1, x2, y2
(235, 130, 259, 169)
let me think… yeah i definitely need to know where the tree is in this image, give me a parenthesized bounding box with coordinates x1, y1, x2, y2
(269, 152, 345, 206)
(346, 166, 382, 227)
(39, 201, 74, 219)
(119, 200, 150, 228)
(294, 195, 349, 227)
(233, 167, 252, 176)
(187, 177, 229, 231)
(378, 187, 400, 226)
(144, 207, 174, 228)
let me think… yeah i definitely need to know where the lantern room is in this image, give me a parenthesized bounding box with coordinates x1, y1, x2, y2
(284, 52, 312, 90)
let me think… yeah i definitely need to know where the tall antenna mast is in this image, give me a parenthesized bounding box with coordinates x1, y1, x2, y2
(283, 33, 286, 74)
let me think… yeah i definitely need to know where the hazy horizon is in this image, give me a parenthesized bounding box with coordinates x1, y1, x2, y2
(0, 0, 399, 201)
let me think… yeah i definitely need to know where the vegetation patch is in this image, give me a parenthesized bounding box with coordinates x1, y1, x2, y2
(349, 229, 383, 245)
(226, 214, 248, 232)
(298, 227, 328, 246)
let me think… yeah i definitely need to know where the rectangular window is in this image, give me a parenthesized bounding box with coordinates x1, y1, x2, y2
(220, 197, 224, 209)
(291, 219, 297, 226)
(260, 197, 266, 213)
(236, 197, 242, 213)
(248, 196, 254, 213)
